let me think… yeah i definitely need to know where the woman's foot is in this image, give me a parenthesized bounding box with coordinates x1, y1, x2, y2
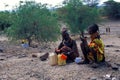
(91, 63, 99, 68)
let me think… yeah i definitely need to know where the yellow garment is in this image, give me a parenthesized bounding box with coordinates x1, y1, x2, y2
(88, 38, 104, 62)
(21, 39, 28, 44)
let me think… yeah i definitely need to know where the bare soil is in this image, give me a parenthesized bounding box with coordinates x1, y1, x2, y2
(0, 20, 120, 80)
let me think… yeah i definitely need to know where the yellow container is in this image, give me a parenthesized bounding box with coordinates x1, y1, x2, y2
(58, 54, 66, 66)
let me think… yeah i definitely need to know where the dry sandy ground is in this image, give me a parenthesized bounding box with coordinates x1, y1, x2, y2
(0, 21, 120, 80)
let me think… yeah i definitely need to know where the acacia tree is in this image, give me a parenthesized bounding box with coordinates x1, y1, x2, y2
(6, 1, 60, 46)
(0, 11, 12, 31)
(57, 0, 100, 34)
(104, 0, 120, 19)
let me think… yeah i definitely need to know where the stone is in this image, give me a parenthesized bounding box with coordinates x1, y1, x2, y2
(90, 76, 97, 80)
(111, 64, 119, 71)
(105, 77, 111, 80)
(106, 45, 114, 47)
(18, 54, 27, 58)
(103, 74, 112, 80)
(115, 50, 120, 52)
(32, 53, 42, 58)
(40, 53, 49, 61)
(0, 56, 6, 61)
(0, 48, 3, 52)
(115, 63, 120, 66)
(112, 77, 117, 80)
(32, 54, 37, 58)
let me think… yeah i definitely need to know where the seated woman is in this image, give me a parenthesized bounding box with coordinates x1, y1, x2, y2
(80, 24, 105, 67)
(55, 30, 79, 62)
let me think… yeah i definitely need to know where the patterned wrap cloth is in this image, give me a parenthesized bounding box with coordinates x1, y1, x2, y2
(88, 38, 105, 62)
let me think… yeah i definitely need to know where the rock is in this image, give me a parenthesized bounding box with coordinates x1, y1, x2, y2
(29, 71, 44, 79)
(114, 50, 120, 52)
(112, 77, 117, 80)
(105, 77, 111, 80)
(0, 56, 6, 61)
(32, 54, 37, 58)
(115, 63, 120, 66)
(104, 74, 112, 80)
(32, 53, 42, 58)
(18, 54, 27, 58)
(0, 58, 4, 61)
(0, 48, 3, 52)
(111, 64, 119, 71)
(90, 76, 97, 80)
(106, 45, 114, 47)
(40, 52, 49, 61)
(31, 59, 34, 62)
(44, 78, 51, 80)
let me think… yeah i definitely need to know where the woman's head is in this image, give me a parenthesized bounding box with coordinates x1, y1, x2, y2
(88, 24, 100, 40)
(88, 24, 99, 35)
(62, 31, 70, 41)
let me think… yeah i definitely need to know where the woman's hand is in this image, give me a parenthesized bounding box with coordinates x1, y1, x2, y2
(61, 46, 71, 52)
(55, 48, 61, 53)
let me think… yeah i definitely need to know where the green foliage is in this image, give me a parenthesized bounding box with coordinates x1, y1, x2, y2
(6, 1, 60, 44)
(0, 11, 12, 31)
(0, 11, 11, 23)
(57, 0, 100, 33)
(104, 0, 120, 19)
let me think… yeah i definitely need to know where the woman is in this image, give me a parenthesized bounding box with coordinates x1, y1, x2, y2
(80, 24, 105, 67)
(55, 30, 79, 62)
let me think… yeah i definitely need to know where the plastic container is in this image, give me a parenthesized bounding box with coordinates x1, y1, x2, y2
(74, 57, 82, 63)
(61, 54, 67, 60)
(49, 53, 58, 66)
(58, 54, 67, 66)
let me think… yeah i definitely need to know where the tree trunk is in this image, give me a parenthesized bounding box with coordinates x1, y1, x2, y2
(27, 37, 32, 47)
